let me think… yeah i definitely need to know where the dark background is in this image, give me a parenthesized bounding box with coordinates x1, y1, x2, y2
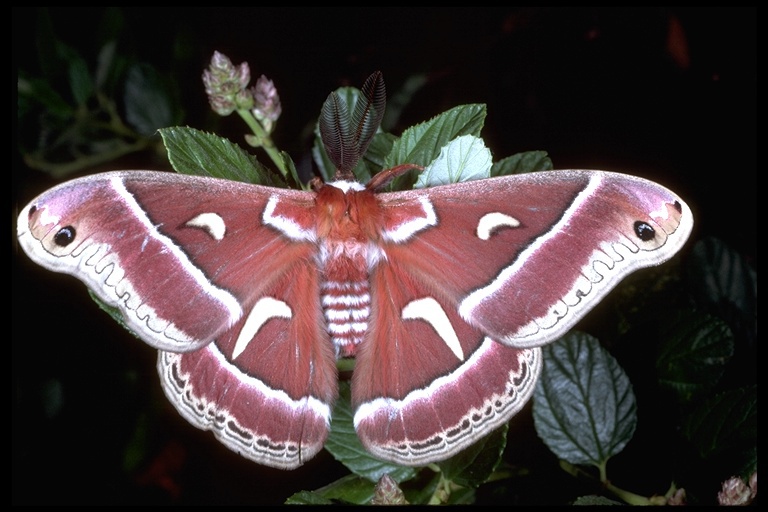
(13, 7, 755, 505)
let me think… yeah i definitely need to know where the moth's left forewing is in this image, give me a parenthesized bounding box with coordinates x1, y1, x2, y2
(17, 171, 318, 352)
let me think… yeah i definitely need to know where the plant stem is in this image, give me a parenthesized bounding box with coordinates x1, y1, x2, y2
(237, 108, 286, 176)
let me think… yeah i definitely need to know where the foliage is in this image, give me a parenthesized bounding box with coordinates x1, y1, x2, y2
(17, 8, 182, 177)
(17, 43, 756, 505)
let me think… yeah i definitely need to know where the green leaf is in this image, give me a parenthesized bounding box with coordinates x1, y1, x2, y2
(491, 150, 553, 176)
(158, 126, 281, 185)
(437, 423, 507, 488)
(688, 237, 757, 346)
(358, 132, 397, 182)
(415, 135, 491, 187)
(656, 309, 734, 404)
(284, 490, 337, 505)
(402, 471, 441, 505)
(285, 474, 377, 505)
(124, 62, 180, 136)
(279, 150, 302, 189)
(17, 74, 74, 120)
(63, 46, 94, 106)
(689, 237, 757, 310)
(384, 104, 486, 169)
(533, 332, 637, 468)
(681, 386, 757, 469)
(324, 381, 417, 483)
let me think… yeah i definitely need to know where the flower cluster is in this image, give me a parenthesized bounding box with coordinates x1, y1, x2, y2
(251, 75, 282, 134)
(717, 472, 757, 506)
(202, 51, 253, 115)
(202, 51, 282, 134)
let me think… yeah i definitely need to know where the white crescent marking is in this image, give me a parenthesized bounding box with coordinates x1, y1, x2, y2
(476, 212, 520, 240)
(458, 175, 602, 322)
(402, 297, 464, 361)
(186, 212, 227, 241)
(233, 297, 292, 359)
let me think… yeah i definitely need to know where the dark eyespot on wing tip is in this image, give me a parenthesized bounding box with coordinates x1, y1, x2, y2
(54, 226, 76, 246)
(633, 221, 656, 241)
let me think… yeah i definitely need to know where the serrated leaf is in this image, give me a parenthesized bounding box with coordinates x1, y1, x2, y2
(681, 386, 757, 461)
(491, 150, 553, 176)
(415, 135, 491, 187)
(290, 474, 379, 505)
(279, 150, 302, 189)
(324, 381, 417, 483)
(689, 237, 757, 310)
(384, 104, 486, 168)
(656, 309, 734, 404)
(124, 62, 180, 136)
(533, 332, 637, 467)
(284, 490, 337, 505)
(688, 237, 757, 346)
(158, 126, 281, 186)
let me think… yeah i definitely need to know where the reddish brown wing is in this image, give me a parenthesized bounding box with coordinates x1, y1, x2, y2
(352, 169, 692, 465)
(17, 170, 338, 469)
(376, 170, 693, 348)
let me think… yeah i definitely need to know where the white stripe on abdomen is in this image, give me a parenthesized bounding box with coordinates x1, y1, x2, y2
(321, 280, 370, 357)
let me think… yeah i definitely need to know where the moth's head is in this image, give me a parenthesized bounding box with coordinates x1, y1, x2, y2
(315, 180, 384, 242)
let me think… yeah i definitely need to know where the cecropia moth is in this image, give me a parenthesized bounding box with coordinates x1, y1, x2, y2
(16, 72, 693, 470)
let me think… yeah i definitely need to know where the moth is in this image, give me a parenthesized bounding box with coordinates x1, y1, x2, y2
(16, 72, 693, 470)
